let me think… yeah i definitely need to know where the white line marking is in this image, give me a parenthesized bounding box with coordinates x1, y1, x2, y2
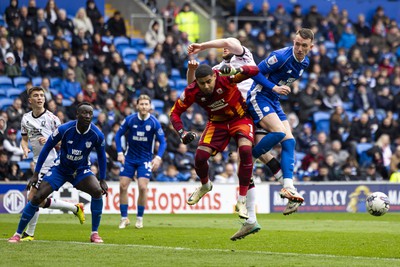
(3, 239, 399, 262)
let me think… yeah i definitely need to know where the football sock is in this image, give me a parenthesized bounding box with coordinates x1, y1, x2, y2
(91, 197, 103, 232)
(281, 138, 296, 183)
(120, 204, 128, 218)
(266, 157, 283, 184)
(17, 202, 38, 235)
(194, 149, 211, 184)
(246, 188, 256, 224)
(47, 198, 77, 212)
(252, 132, 285, 159)
(25, 210, 39, 236)
(238, 145, 253, 196)
(137, 205, 145, 217)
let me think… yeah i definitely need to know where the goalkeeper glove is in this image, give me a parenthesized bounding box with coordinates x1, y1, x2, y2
(219, 65, 241, 76)
(178, 130, 197, 144)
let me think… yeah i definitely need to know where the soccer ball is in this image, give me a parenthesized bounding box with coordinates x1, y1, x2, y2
(365, 192, 390, 216)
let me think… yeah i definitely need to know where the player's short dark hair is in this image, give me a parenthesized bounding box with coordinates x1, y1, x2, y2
(27, 86, 44, 96)
(77, 102, 93, 109)
(137, 94, 151, 104)
(195, 64, 214, 79)
(296, 28, 314, 42)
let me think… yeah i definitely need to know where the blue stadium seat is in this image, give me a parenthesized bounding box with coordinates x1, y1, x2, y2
(0, 89, 6, 97)
(6, 88, 23, 99)
(175, 79, 187, 90)
(313, 111, 331, 134)
(114, 37, 130, 53)
(18, 161, 31, 171)
(122, 47, 138, 61)
(101, 36, 112, 44)
(13, 77, 29, 89)
(131, 38, 146, 49)
(170, 68, 181, 79)
(168, 80, 175, 87)
(0, 15, 5, 26)
(342, 101, 353, 111)
(141, 47, 154, 56)
(0, 76, 13, 89)
(356, 143, 373, 166)
(32, 77, 42, 86)
(50, 88, 59, 96)
(0, 98, 14, 110)
(152, 99, 164, 113)
(50, 77, 62, 89)
(62, 99, 72, 106)
(123, 58, 132, 69)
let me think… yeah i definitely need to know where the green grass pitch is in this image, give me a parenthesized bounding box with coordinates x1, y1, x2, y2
(1, 213, 399, 267)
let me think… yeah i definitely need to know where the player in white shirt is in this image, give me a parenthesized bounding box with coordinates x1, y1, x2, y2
(19, 86, 85, 241)
(187, 38, 293, 240)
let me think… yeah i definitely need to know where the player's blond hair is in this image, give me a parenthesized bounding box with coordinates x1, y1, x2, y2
(137, 94, 152, 104)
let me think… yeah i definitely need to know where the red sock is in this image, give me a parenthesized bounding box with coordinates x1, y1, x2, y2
(238, 145, 253, 196)
(194, 149, 211, 184)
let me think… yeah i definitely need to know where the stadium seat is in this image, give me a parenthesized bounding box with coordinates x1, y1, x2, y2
(0, 15, 5, 26)
(50, 77, 62, 89)
(175, 79, 187, 90)
(18, 161, 31, 171)
(313, 111, 331, 134)
(6, 88, 23, 99)
(342, 102, 353, 111)
(0, 89, 6, 97)
(50, 88, 59, 96)
(141, 47, 154, 56)
(356, 143, 373, 166)
(0, 76, 13, 89)
(62, 99, 72, 106)
(152, 99, 164, 113)
(0, 98, 14, 110)
(170, 68, 181, 79)
(101, 36, 112, 44)
(122, 47, 138, 61)
(123, 58, 132, 69)
(13, 77, 29, 89)
(131, 38, 146, 49)
(168, 80, 175, 87)
(32, 77, 42, 86)
(114, 37, 130, 53)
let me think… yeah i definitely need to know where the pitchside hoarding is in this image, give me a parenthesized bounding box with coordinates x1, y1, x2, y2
(1, 182, 399, 214)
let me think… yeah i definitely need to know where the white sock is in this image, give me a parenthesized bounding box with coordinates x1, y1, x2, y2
(48, 198, 77, 213)
(237, 195, 246, 202)
(245, 188, 256, 224)
(121, 217, 128, 220)
(203, 180, 212, 188)
(283, 178, 294, 189)
(136, 217, 143, 221)
(25, 210, 39, 236)
(275, 170, 283, 185)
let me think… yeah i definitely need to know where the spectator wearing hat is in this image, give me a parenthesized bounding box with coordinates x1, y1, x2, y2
(363, 163, 383, 181)
(4, 51, 21, 78)
(8, 13, 25, 39)
(3, 128, 23, 163)
(145, 20, 166, 49)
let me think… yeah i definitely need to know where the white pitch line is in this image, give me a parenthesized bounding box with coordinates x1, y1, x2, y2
(3, 239, 400, 262)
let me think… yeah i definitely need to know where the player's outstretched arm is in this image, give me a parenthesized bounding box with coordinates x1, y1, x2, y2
(188, 37, 243, 55)
(187, 59, 199, 84)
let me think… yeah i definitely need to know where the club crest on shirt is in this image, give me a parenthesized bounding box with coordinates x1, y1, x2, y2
(299, 69, 304, 76)
(216, 88, 223, 94)
(85, 141, 92, 148)
(267, 55, 278, 65)
(146, 125, 151, 131)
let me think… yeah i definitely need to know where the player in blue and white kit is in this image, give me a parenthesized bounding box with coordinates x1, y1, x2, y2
(9, 103, 108, 243)
(116, 94, 166, 229)
(247, 28, 314, 213)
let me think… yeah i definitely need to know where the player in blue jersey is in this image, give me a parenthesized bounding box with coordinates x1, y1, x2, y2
(116, 94, 166, 229)
(8, 103, 108, 243)
(247, 28, 314, 213)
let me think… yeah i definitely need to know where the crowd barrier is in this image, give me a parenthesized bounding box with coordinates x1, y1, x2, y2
(1, 182, 399, 214)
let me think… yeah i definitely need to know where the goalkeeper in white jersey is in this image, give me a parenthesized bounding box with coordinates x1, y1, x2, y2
(19, 86, 85, 241)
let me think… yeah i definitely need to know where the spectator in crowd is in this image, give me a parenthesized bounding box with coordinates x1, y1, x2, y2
(145, 20, 165, 49)
(363, 163, 383, 181)
(73, 7, 93, 35)
(12, 38, 27, 68)
(3, 128, 23, 163)
(0, 151, 11, 181)
(366, 134, 392, 178)
(6, 97, 24, 130)
(329, 140, 350, 167)
(5, 0, 19, 25)
(329, 105, 350, 142)
(86, 0, 102, 32)
(106, 11, 126, 37)
(55, 9, 74, 36)
(214, 163, 238, 183)
(4, 52, 21, 78)
(60, 68, 82, 102)
(175, 2, 199, 42)
(8, 14, 25, 40)
(301, 141, 325, 171)
(39, 48, 62, 77)
(44, 0, 59, 30)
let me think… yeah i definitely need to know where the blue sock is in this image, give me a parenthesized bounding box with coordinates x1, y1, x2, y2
(17, 202, 38, 234)
(252, 132, 285, 158)
(137, 205, 145, 217)
(120, 204, 128, 218)
(91, 197, 103, 232)
(281, 138, 296, 179)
